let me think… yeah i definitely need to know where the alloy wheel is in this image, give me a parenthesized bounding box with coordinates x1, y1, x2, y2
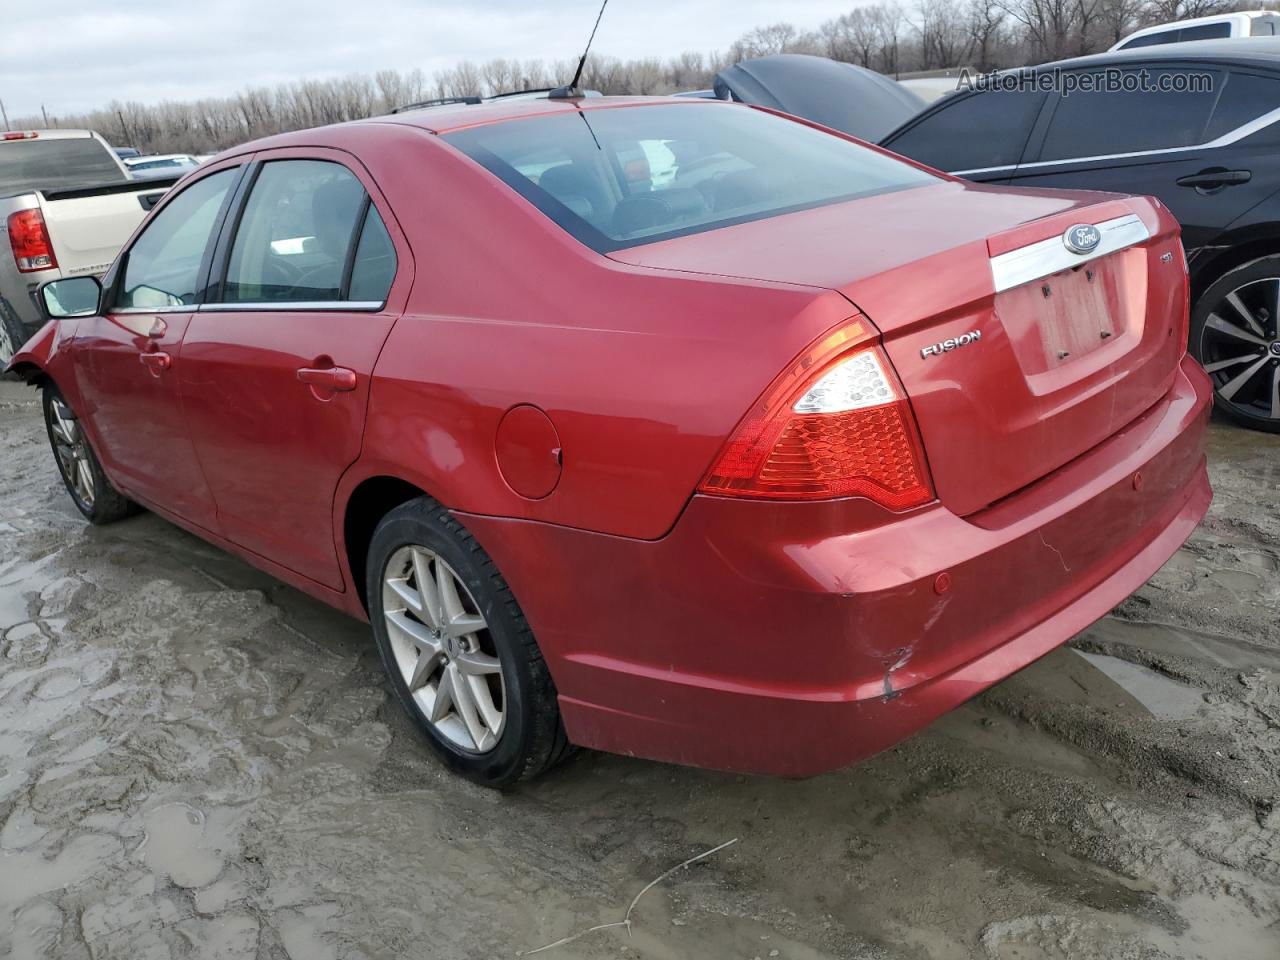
(48, 396, 96, 508)
(381, 545, 506, 753)
(1199, 277, 1280, 423)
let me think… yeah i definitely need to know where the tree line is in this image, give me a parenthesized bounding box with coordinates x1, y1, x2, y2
(12, 0, 1275, 155)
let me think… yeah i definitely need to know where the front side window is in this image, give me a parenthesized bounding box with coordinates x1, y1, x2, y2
(116, 167, 237, 310)
(222, 160, 387, 304)
(1038, 69, 1221, 161)
(884, 89, 1046, 172)
(443, 103, 937, 253)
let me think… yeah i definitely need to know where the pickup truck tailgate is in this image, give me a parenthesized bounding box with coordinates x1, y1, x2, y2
(41, 181, 172, 278)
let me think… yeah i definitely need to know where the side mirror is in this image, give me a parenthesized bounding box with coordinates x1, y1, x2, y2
(39, 276, 103, 320)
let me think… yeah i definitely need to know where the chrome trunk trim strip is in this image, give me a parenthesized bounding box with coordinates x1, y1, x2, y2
(989, 214, 1150, 293)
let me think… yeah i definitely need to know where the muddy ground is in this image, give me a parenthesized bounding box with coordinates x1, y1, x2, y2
(0, 378, 1277, 960)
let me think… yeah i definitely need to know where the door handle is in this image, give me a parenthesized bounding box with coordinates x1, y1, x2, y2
(1176, 168, 1251, 191)
(297, 366, 357, 392)
(140, 351, 171, 373)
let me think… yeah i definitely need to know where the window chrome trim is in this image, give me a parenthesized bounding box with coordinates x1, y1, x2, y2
(196, 300, 386, 312)
(990, 213, 1150, 293)
(111, 305, 196, 314)
(951, 103, 1280, 177)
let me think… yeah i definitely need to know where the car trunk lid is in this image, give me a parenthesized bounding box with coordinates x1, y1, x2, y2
(609, 181, 1186, 516)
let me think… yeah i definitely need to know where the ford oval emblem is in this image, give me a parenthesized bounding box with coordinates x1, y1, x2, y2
(1063, 223, 1101, 255)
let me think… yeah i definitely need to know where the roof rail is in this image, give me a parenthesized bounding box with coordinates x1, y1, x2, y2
(487, 87, 555, 100)
(390, 96, 482, 114)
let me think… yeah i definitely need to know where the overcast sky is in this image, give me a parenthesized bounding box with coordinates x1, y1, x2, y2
(2, 1, 863, 120)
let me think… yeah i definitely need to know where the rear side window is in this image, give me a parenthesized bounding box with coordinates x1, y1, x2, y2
(1038, 69, 1220, 160)
(443, 103, 936, 253)
(348, 206, 396, 302)
(1119, 31, 1177, 49)
(117, 168, 237, 310)
(222, 159, 394, 304)
(1179, 22, 1232, 41)
(0, 137, 126, 195)
(1204, 72, 1280, 140)
(884, 90, 1046, 172)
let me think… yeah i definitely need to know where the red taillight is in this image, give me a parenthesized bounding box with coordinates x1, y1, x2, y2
(698, 319, 934, 508)
(7, 209, 57, 273)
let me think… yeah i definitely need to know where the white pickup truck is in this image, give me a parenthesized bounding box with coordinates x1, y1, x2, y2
(0, 129, 178, 363)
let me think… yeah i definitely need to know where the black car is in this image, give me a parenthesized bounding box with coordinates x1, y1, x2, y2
(884, 39, 1280, 432)
(714, 44, 1280, 431)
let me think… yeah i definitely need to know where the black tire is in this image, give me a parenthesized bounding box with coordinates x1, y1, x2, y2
(0, 303, 26, 370)
(42, 384, 135, 524)
(366, 496, 573, 787)
(1191, 255, 1280, 433)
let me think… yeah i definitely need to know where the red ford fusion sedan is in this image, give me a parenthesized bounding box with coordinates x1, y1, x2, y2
(7, 96, 1211, 786)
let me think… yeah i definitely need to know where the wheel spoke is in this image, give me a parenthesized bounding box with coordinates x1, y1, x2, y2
(454, 650, 501, 675)
(1225, 291, 1267, 338)
(407, 645, 443, 691)
(1272, 366, 1280, 420)
(466, 674, 503, 739)
(444, 613, 485, 640)
(1206, 313, 1269, 348)
(436, 561, 466, 622)
(76, 459, 95, 504)
(429, 664, 456, 723)
(51, 402, 78, 445)
(1219, 354, 1272, 402)
(412, 548, 443, 629)
(1204, 352, 1264, 374)
(386, 576, 423, 617)
(448, 664, 489, 750)
(385, 608, 438, 650)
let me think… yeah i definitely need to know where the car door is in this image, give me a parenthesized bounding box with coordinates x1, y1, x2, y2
(1004, 66, 1280, 254)
(879, 86, 1049, 184)
(73, 164, 243, 529)
(176, 151, 406, 590)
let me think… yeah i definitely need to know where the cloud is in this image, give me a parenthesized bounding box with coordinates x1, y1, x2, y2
(1, 0, 862, 118)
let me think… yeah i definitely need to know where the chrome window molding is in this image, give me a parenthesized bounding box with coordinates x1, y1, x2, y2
(950, 102, 1280, 177)
(111, 305, 196, 314)
(990, 213, 1150, 293)
(197, 300, 386, 312)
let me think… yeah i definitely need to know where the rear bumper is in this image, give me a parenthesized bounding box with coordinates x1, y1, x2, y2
(461, 355, 1213, 777)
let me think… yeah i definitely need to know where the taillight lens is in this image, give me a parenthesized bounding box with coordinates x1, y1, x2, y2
(7, 209, 58, 272)
(698, 319, 934, 508)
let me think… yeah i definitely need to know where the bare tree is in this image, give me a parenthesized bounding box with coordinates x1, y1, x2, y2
(917, 0, 973, 67)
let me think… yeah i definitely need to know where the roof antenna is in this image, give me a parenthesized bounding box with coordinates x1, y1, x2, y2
(549, 0, 610, 100)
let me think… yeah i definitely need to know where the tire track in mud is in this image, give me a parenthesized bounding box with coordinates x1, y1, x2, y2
(0, 385, 1278, 960)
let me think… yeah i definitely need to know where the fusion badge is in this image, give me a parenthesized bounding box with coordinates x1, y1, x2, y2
(921, 329, 982, 359)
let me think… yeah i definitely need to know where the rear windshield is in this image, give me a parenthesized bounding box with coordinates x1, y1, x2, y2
(442, 103, 937, 253)
(0, 137, 125, 196)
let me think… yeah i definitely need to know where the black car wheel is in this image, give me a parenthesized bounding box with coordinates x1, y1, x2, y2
(1191, 256, 1280, 433)
(43, 385, 135, 524)
(0, 304, 26, 369)
(366, 496, 574, 787)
